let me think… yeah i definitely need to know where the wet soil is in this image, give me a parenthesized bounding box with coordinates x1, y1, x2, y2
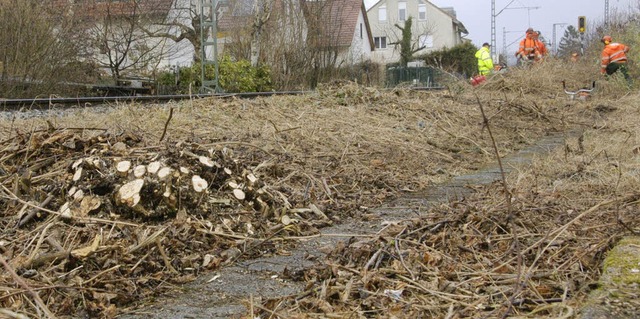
(119, 133, 569, 318)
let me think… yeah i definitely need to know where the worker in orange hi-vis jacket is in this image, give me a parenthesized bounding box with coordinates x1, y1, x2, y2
(533, 31, 548, 59)
(600, 35, 631, 83)
(515, 28, 542, 65)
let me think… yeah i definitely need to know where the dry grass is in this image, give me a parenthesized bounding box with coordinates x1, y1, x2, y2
(0, 59, 638, 318)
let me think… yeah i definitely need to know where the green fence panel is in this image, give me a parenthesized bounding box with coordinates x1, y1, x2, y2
(386, 66, 443, 88)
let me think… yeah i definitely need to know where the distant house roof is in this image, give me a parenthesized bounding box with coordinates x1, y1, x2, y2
(50, 0, 173, 20)
(218, 0, 255, 31)
(439, 7, 468, 35)
(219, 0, 373, 49)
(302, 0, 373, 48)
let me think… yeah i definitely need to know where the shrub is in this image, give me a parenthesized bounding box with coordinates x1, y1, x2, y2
(217, 56, 273, 92)
(155, 56, 273, 93)
(416, 42, 477, 78)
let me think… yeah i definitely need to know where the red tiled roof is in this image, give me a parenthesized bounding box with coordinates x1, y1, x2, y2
(219, 0, 371, 49)
(302, 0, 365, 47)
(218, 0, 254, 32)
(50, 0, 173, 20)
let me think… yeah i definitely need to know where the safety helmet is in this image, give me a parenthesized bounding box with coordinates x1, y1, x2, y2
(602, 35, 612, 44)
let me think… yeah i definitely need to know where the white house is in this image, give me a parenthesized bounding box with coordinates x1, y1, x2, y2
(218, 0, 374, 67)
(300, 0, 374, 66)
(51, 0, 195, 77)
(366, 0, 468, 64)
(51, 0, 374, 78)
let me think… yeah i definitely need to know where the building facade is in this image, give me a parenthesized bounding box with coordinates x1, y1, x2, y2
(366, 0, 467, 64)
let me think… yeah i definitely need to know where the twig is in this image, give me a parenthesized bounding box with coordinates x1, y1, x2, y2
(475, 95, 512, 215)
(363, 247, 383, 272)
(196, 141, 273, 156)
(252, 302, 286, 318)
(475, 95, 523, 319)
(249, 294, 254, 318)
(159, 107, 173, 142)
(17, 194, 54, 228)
(84, 265, 121, 285)
(1, 184, 139, 227)
(394, 227, 415, 280)
(156, 238, 178, 273)
(226, 225, 287, 265)
(394, 274, 475, 307)
(126, 227, 167, 254)
(0, 254, 57, 318)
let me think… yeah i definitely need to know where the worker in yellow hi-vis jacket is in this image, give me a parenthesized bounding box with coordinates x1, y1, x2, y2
(475, 43, 494, 76)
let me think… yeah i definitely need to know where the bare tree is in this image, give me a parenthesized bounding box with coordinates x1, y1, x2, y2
(250, 0, 273, 67)
(86, 0, 168, 81)
(224, 0, 310, 88)
(223, 0, 368, 89)
(0, 0, 89, 98)
(138, 0, 208, 63)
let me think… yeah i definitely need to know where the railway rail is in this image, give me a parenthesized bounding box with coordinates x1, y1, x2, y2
(0, 91, 309, 110)
(0, 86, 443, 112)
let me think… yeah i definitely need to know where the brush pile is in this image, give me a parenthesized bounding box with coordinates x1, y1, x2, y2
(1, 59, 638, 318)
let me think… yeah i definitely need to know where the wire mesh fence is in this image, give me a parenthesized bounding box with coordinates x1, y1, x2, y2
(385, 66, 444, 88)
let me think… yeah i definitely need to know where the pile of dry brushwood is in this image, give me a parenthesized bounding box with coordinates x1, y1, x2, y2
(0, 62, 637, 318)
(249, 67, 640, 318)
(253, 186, 640, 318)
(0, 126, 332, 317)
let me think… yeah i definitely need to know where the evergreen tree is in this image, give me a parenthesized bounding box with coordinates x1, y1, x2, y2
(390, 17, 425, 67)
(557, 25, 582, 58)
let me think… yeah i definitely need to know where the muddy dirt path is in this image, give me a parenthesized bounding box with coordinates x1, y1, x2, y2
(119, 133, 568, 319)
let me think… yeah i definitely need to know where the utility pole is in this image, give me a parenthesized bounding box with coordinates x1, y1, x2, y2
(491, 0, 496, 62)
(502, 27, 505, 59)
(604, 0, 610, 26)
(199, 0, 226, 93)
(491, 0, 540, 63)
(552, 23, 568, 55)
(502, 27, 520, 59)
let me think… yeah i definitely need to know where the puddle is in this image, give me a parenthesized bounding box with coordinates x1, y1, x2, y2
(119, 133, 569, 318)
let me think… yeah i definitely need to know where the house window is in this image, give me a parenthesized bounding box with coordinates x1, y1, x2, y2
(419, 35, 434, 48)
(379, 5, 387, 22)
(374, 36, 387, 49)
(418, 4, 426, 20)
(360, 23, 363, 39)
(398, 2, 406, 21)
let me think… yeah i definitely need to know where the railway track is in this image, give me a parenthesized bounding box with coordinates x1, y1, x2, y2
(0, 86, 442, 111)
(0, 91, 310, 110)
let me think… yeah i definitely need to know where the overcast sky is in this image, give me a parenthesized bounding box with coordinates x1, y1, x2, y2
(365, 0, 639, 55)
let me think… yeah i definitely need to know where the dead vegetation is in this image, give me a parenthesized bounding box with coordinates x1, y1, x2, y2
(0, 58, 638, 318)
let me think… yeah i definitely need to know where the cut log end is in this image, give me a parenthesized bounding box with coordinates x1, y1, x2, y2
(192, 175, 209, 193)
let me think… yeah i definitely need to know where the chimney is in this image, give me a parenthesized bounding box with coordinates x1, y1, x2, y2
(441, 7, 456, 18)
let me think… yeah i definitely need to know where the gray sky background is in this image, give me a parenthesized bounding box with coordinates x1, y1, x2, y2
(365, 0, 639, 55)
